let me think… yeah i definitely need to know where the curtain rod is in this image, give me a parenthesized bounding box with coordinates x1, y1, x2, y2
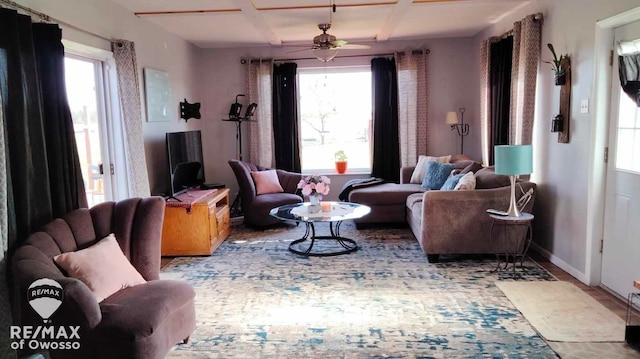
(0, 0, 113, 43)
(245, 49, 430, 63)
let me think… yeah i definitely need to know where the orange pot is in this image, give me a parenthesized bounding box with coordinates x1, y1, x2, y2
(335, 161, 347, 174)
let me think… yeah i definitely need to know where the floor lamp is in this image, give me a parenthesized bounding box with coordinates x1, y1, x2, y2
(446, 107, 470, 154)
(223, 95, 257, 215)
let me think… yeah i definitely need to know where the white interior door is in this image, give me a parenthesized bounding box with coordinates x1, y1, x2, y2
(601, 20, 640, 298)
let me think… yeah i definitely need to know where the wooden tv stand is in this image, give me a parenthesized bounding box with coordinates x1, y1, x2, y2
(161, 188, 230, 256)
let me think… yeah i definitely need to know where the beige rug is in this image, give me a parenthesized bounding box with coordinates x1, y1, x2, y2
(496, 281, 625, 342)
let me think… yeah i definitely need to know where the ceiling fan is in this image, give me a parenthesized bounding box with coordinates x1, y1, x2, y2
(289, 23, 371, 62)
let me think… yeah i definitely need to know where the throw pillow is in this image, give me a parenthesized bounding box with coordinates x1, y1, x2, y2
(54, 234, 146, 302)
(454, 171, 476, 190)
(440, 173, 463, 190)
(410, 155, 452, 184)
(421, 161, 455, 190)
(474, 166, 511, 189)
(460, 161, 484, 175)
(251, 169, 284, 195)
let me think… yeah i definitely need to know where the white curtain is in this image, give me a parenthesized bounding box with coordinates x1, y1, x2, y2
(112, 40, 151, 197)
(247, 59, 275, 168)
(396, 50, 428, 167)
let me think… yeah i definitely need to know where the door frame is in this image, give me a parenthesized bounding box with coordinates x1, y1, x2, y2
(587, 7, 640, 286)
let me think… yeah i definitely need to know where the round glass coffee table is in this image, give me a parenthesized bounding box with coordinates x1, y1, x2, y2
(269, 202, 371, 256)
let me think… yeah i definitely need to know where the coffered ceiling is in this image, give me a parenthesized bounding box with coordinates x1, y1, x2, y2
(110, 0, 532, 48)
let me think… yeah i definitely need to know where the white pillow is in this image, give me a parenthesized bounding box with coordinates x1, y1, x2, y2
(410, 155, 452, 184)
(454, 171, 476, 190)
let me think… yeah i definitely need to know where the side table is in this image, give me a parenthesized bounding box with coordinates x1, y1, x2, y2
(489, 212, 534, 273)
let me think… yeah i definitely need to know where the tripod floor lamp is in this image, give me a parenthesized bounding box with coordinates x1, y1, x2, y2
(446, 107, 470, 154)
(222, 94, 257, 161)
(223, 94, 257, 216)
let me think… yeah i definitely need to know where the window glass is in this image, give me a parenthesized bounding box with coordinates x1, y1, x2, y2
(615, 92, 640, 173)
(298, 67, 372, 173)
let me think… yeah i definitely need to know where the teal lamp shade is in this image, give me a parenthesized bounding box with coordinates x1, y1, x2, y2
(494, 145, 533, 175)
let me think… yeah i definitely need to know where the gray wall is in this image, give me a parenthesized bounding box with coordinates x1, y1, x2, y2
(197, 37, 480, 201)
(473, 0, 640, 278)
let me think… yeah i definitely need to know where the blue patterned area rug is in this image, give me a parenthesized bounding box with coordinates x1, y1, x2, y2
(162, 223, 559, 358)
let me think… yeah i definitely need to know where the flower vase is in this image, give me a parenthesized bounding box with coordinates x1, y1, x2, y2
(308, 195, 321, 214)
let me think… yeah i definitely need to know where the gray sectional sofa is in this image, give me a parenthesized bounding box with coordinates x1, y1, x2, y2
(348, 156, 536, 262)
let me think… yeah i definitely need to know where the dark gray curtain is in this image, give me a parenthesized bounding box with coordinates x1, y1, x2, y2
(619, 53, 640, 107)
(489, 36, 513, 165)
(0, 9, 87, 328)
(371, 57, 399, 182)
(272, 63, 301, 172)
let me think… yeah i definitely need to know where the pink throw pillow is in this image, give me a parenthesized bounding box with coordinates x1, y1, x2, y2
(54, 234, 146, 302)
(251, 169, 284, 195)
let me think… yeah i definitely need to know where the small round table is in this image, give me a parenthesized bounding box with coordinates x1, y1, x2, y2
(269, 202, 371, 257)
(489, 212, 534, 273)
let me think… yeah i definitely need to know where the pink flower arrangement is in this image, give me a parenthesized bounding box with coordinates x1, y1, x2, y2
(297, 174, 331, 198)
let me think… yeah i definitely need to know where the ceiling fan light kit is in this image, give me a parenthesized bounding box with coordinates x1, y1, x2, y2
(313, 47, 338, 62)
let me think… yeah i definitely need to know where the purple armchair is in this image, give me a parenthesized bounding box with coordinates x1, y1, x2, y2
(11, 197, 196, 359)
(229, 159, 302, 227)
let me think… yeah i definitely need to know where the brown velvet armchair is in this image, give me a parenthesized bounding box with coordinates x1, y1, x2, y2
(11, 197, 196, 359)
(228, 159, 302, 227)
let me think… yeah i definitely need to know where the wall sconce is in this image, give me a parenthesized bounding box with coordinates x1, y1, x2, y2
(551, 114, 564, 132)
(445, 107, 470, 154)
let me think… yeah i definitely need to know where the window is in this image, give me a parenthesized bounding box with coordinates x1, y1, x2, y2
(615, 91, 640, 173)
(298, 67, 372, 173)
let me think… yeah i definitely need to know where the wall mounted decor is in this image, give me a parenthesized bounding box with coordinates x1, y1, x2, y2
(556, 56, 571, 143)
(144, 68, 171, 122)
(179, 99, 201, 122)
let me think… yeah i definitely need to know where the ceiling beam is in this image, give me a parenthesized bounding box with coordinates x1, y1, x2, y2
(233, 0, 281, 46)
(134, 2, 398, 16)
(376, 0, 413, 42)
(135, 8, 241, 16)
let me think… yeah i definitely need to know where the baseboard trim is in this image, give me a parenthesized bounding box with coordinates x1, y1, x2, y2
(530, 242, 588, 284)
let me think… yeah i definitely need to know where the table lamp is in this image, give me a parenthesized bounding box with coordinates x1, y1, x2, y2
(494, 144, 533, 217)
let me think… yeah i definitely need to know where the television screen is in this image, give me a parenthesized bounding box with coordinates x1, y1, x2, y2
(166, 130, 204, 195)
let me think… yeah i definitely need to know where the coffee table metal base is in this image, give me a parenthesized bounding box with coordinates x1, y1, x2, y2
(288, 221, 357, 257)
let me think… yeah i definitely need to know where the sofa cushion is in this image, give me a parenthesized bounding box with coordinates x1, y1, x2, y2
(54, 234, 147, 303)
(410, 155, 451, 184)
(421, 161, 455, 190)
(349, 183, 424, 206)
(251, 169, 284, 195)
(440, 174, 463, 190)
(97, 280, 195, 341)
(475, 166, 511, 189)
(454, 172, 476, 190)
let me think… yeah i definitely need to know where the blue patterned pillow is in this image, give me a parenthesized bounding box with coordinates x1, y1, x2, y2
(440, 173, 464, 190)
(421, 161, 455, 190)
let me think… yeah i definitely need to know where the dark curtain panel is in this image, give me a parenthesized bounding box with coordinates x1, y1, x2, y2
(272, 63, 301, 172)
(489, 36, 513, 165)
(619, 53, 640, 107)
(0, 8, 87, 252)
(371, 57, 400, 182)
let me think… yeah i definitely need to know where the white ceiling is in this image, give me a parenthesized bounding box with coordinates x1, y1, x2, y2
(111, 0, 532, 48)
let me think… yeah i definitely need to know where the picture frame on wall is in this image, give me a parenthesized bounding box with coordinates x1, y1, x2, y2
(144, 68, 171, 122)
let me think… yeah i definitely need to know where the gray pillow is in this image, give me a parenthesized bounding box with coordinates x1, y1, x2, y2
(421, 161, 455, 190)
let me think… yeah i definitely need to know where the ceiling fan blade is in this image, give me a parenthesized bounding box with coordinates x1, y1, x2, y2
(286, 48, 312, 54)
(338, 44, 371, 50)
(331, 39, 348, 47)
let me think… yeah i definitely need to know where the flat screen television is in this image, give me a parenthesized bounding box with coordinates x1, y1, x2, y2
(166, 130, 204, 196)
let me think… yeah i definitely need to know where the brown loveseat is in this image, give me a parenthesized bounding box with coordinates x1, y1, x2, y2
(348, 157, 536, 262)
(12, 197, 196, 358)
